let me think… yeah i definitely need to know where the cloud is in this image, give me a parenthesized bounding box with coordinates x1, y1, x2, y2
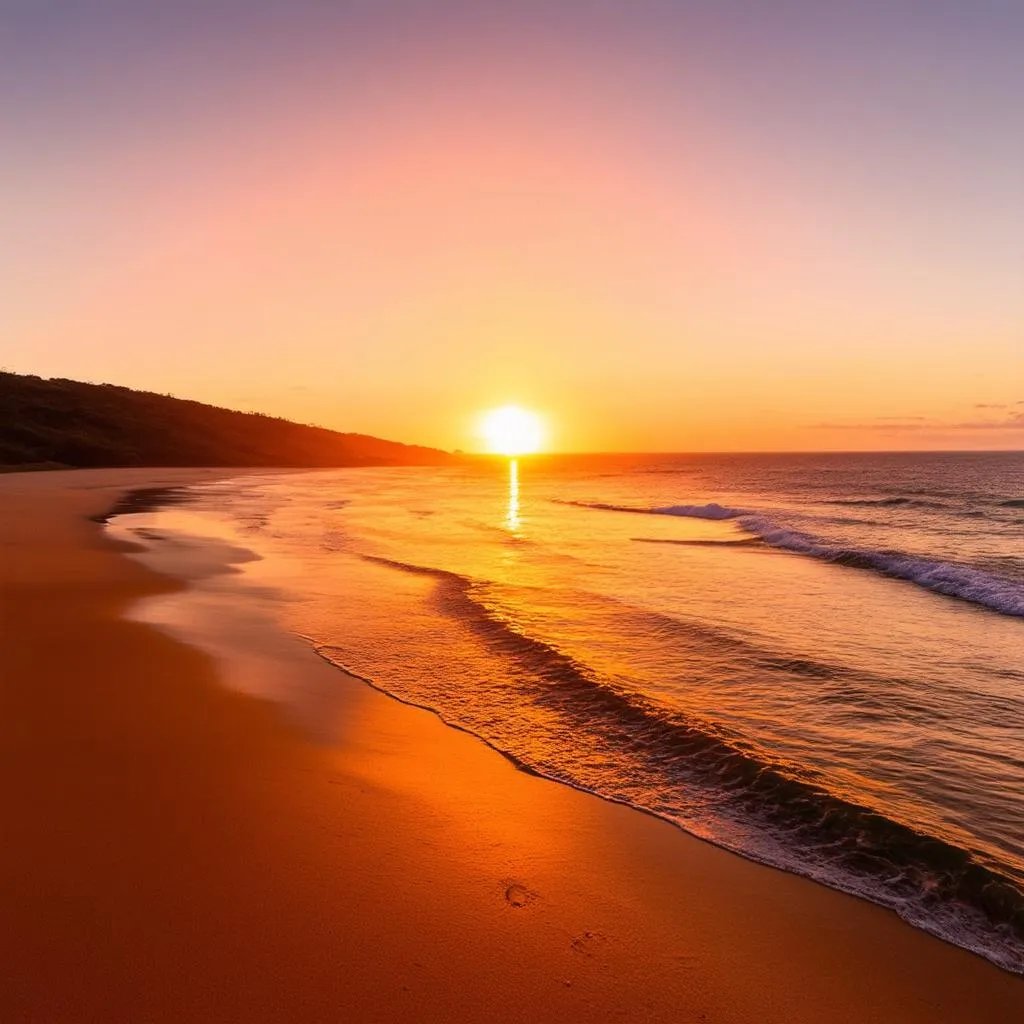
(809, 412, 1024, 432)
(809, 414, 932, 431)
(974, 402, 1007, 410)
(953, 412, 1024, 430)
(809, 421, 929, 431)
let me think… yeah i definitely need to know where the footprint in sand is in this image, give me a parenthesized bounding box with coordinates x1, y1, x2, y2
(570, 930, 608, 957)
(503, 882, 536, 908)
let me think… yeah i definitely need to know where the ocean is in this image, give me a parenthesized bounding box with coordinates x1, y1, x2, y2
(109, 451, 1024, 973)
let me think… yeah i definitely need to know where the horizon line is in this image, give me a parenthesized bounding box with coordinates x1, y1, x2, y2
(461, 448, 1024, 457)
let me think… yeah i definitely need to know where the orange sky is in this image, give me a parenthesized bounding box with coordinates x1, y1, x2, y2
(4, 3, 1022, 451)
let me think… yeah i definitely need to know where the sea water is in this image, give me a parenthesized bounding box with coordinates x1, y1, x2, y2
(110, 452, 1024, 972)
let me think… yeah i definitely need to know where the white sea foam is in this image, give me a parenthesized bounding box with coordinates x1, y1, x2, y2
(653, 502, 746, 520)
(575, 500, 1024, 617)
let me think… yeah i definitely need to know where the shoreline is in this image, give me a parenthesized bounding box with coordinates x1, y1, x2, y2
(112, 472, 1024, 975)
(3, 467, 1022, 1022)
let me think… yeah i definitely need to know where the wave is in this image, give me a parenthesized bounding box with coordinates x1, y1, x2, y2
(632, 536, 764, 548)
(874, 488, 1024, 510)
(558, 499, 747, 520)
(827, 496, 948, 509)
(830, 496, 1024, 519)
(566, 500, 1024, 617)
(349, 551, 1024, 971)
(742, 516, 1024, 617)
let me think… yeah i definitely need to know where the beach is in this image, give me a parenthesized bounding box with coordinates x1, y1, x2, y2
(2, 467, 1022, 1023)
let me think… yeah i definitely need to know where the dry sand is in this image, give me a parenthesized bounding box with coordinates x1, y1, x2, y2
(2, 468, 1022, 1023)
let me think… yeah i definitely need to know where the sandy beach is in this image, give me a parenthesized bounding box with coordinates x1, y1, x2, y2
(2, 468, 1022, 1023)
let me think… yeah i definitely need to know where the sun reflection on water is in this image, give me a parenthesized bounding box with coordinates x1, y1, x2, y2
(506, 458, 520, 532)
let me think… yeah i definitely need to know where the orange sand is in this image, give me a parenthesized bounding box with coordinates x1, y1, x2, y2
(2, 468, 1021, 1022)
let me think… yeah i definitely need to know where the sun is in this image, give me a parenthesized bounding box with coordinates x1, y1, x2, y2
(479, 405, 545, 456)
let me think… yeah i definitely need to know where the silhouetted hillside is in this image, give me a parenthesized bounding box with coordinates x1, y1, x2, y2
(0, 373, 451, 468)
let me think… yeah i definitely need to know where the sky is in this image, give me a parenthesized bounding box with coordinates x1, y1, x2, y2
(2, 0, 1022, 452)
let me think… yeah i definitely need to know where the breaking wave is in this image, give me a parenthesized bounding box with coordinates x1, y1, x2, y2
(565, 500, 1024, 617)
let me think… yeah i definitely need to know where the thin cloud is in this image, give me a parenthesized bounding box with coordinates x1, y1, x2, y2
(810, 412, 1024, 432)
(809, 421, 930, 431)
(953, 412, 1024, 430)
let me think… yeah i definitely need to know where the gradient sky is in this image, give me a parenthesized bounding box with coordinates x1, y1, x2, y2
(3, 0, 1022, 451)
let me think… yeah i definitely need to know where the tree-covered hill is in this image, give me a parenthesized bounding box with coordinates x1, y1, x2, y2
(0, 373, 450, 468)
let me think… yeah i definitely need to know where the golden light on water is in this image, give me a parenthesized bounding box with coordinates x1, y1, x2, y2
(506, 459, 520, 532)
(479, 405, 545, 456)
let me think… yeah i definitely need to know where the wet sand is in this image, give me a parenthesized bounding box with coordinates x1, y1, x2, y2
(2, 467, 1021, 1022)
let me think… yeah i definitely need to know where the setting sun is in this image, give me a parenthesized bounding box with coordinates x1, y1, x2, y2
(479, 405, 545, 456)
